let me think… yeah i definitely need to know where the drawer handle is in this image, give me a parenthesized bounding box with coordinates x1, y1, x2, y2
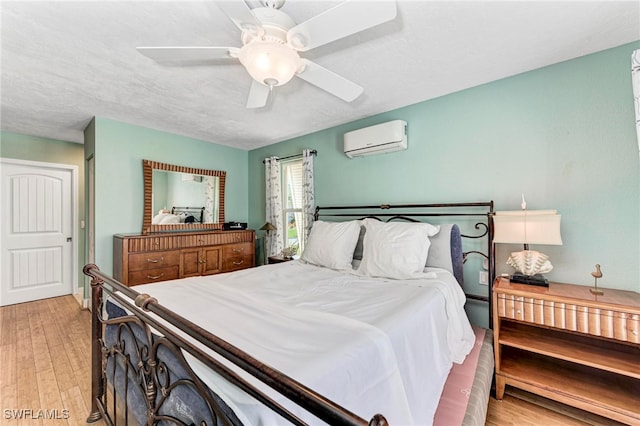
(147, 257, 164, 263)
(233, 260, 244, 266)
(516, 310, 521, 314)
(146, 273, 164, 280)
(633, 330, 638, 336)
(198, 239, 205, 243)
(233, 248, 243, 253)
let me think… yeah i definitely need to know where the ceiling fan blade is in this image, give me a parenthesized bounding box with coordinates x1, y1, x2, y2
(287, 1, 397, 52)
(216, 1, 264, 37)
(296, 59, 363, 102)
(137, 47, 239, 63)
(246, 80, 271, 109)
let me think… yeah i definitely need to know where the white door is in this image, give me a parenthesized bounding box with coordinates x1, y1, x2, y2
(0, 159, 77, 306)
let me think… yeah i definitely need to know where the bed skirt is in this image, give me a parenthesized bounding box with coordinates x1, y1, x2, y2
(434, 326, 494, 426)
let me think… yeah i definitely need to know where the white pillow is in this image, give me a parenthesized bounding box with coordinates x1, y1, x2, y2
(160, 214, 181, 224)
(152, 213, 168, 224)
(357, 218, 440, 279)
(301, 220, 361, 270)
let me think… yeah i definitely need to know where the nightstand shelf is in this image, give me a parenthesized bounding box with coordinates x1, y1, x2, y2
(493, 277, 640, 424)
(499, 322, 640, 377)
(499, 348, 640, 421)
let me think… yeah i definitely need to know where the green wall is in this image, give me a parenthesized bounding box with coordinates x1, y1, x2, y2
(88, 118, 249, 276)
(0, 131, 86, 294)
(248, 42, 640, 325)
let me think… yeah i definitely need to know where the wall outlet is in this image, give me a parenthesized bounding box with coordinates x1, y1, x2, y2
(479, 271, 489, 285)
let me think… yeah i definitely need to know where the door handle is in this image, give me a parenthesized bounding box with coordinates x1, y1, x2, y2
(66, 237, 73, 242)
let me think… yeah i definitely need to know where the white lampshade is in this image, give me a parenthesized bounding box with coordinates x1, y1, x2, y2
(238, 41, 301, 87)
(493, 210, 562, 245)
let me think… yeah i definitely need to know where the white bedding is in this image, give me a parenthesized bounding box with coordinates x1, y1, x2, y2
(129, 261, 475, 426)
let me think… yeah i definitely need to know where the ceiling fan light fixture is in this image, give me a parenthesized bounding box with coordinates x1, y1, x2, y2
(238, 41, 301, 86)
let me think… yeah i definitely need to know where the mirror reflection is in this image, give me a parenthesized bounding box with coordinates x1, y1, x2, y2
(151, 170, 220, 224)
(142, 159, 226, 234)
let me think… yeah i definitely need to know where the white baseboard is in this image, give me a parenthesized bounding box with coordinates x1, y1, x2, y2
(73, 291, 90, 310)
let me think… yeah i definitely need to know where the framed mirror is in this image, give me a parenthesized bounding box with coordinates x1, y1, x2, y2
(142, 159, 226, 234)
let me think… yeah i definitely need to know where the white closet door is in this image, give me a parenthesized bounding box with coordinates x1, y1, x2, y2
(1, 159, 75, 306)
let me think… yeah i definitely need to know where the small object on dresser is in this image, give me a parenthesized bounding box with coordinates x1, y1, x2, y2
(589, 263, 604, 295)
(223, 221, 247, 230)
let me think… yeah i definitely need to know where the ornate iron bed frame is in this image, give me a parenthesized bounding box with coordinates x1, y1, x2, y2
(84, 201, 494, 426)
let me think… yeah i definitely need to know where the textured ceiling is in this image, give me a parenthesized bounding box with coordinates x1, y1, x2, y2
(1, 1, 639, 150)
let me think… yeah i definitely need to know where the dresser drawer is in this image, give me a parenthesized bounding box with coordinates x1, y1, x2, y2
(222, 255, 253, 272)
(222, 242, 253, 272)
(222, 242, 252, 257)
(128, 250, 180, 271)
(128, 266, 180, 286)
(497, 293, 640, 344)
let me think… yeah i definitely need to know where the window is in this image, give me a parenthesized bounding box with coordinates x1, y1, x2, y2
(281, 159, 303, 255)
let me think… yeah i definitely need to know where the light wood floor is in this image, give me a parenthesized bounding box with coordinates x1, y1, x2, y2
(0, 296, 624, 425)
(0, 295, 99, 425)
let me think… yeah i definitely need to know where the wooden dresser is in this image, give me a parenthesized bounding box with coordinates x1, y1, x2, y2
(114, 230, 255, 286)
(492, 277, 640, 424)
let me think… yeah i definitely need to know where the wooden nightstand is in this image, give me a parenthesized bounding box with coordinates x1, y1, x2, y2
(492, 277, 640, 424)
(267, 255, 293, 264)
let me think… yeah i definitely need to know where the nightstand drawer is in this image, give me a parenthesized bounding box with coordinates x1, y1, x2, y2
(497, 293, 640, 344)
(496, 294, 538, 323)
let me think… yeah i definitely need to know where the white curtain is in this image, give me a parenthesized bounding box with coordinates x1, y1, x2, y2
(203, 176, 217, 223)
(632, 49, 640, 160)
(300, 149, 315, 252)
(264, 156, 283, 256)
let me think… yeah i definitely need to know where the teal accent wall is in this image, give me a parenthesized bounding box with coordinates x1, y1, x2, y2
(88, 118, 249, 277)
(249, 42, 640, 326)
(0, 131, 86, 295)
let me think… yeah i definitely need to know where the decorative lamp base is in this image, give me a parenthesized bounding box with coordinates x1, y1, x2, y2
(510, 273, 549, 287)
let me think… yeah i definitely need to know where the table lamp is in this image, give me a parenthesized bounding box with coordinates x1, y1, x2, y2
(493, 205, 562, 287)
(259, 222, 276, 264)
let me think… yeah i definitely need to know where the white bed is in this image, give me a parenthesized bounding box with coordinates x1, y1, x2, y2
(87, 202, 495, 426)
(127, 260, 475, 425)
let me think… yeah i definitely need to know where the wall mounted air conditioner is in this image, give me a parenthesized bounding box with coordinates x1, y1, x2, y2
(343, 120, 407, 158)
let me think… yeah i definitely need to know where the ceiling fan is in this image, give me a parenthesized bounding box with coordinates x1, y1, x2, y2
(137, 0, 397, 108)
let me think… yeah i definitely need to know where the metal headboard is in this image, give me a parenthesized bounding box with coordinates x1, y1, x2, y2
(313, 201, 495, 327)
(171, 206, 205, 223)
